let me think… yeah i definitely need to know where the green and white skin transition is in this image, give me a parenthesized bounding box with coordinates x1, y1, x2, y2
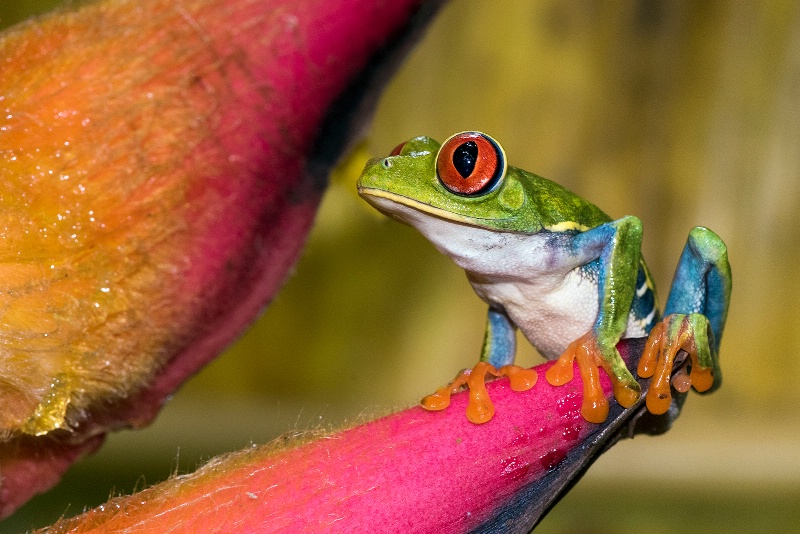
(357, 132, 731, 424)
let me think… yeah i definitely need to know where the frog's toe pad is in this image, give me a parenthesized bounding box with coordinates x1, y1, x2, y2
(420, 362, 537, 424)
(420, 369, 471, 412)
(613, 381, 641, 409)
(501, 365, 538, 392)
(420, 388, 457, 411)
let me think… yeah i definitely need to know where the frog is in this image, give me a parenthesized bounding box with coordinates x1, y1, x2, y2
(357, 131, 731, 425)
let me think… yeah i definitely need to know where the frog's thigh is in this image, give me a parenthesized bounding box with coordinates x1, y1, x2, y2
(663, 226, 731, 346)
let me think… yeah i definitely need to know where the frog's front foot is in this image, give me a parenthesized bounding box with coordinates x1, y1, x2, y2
(545, 333, 641, 423)
(421, 362, 537, 424)
(638, 313, 717, 415)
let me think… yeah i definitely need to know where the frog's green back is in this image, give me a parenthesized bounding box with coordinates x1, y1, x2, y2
(514, 167, 613, 233)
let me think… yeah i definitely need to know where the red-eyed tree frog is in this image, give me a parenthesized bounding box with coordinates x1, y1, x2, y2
(357, 132, 731, 425)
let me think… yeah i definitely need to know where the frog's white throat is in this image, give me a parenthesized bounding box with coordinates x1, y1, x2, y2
(362, 193, 555, 278)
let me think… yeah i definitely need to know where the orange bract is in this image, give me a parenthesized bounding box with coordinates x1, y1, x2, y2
(0, 6, 209, 436)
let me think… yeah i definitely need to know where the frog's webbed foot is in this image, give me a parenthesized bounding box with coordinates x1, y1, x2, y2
(545, 332, 641, 423)
(638, 313, 717, 415)
(421, 362, 537, 424)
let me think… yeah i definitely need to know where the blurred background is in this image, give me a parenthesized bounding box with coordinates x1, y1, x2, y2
(3, 1, 799, 531)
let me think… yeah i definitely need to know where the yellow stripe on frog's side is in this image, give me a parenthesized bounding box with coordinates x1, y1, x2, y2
(545, 221, 591, 232)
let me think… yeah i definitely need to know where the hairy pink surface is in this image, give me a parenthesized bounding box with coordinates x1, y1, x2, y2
(41, 353, 629, 533)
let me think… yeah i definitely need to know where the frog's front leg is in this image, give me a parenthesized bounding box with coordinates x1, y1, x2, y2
(545, 216, 644, 423)
(638, 227, 731, 416)
(421, 307, 537, 424)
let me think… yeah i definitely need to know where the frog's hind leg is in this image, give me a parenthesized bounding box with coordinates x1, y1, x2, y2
(638, 226, 731, 416)
(663, 227, 731, 346)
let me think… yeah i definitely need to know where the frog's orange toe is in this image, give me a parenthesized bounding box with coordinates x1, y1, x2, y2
(501, 365, 538, 391)
(421, 388, 455, 411)
(581, 387, 610, 424)
(613, 382, 641, 409)
(645, 387, 672, 415)
(420, 368, 471, 411)
(690, 365, 714, 392)
(574, 345, 611, 423)
(545, 352, 575, 386)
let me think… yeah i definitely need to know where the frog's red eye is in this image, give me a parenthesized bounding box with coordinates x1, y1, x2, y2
(436, 132, 505, 196)
(389, 142, 406, 156)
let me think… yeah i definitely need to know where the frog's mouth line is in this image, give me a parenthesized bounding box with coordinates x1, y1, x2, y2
(358, 186, 588, 235)
(357, 186, 509, 229)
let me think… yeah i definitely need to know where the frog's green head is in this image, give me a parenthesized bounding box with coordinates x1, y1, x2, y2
(357, 132, 541, 233)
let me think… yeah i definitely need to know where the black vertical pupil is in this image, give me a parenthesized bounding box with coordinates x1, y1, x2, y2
(452, 141, 478, 178)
